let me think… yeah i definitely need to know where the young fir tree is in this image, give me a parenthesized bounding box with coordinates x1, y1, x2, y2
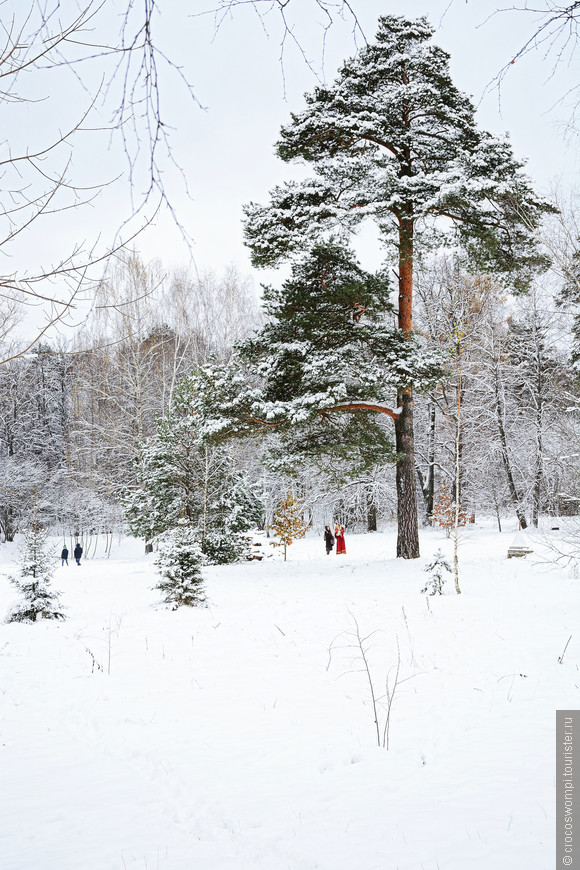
(243, 15, 553, 559)
(154, 519, 206, 609)
(269, 491, 309, 561)
(123, 373, 264, 562)
(7, 526, 65, 623)
(421, 549, 452, 596)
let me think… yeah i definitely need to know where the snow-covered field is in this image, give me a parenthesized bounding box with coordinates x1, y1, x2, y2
(0, 522, 577, 870)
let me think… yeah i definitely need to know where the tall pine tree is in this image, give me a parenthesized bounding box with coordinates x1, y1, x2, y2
(244, 15, 553, 558)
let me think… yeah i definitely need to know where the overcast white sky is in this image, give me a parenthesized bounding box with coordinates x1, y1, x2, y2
(133, 0, 578, 283)
(8, 0, 578, 325)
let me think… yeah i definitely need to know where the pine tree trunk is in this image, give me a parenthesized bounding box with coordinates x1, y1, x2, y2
(395, 216, 420, 559)
(395, 387, 420, 558)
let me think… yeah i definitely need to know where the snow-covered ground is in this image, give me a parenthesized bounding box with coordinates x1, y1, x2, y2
(0, 522, 577, 870)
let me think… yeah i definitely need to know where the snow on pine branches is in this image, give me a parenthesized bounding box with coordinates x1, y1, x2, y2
(154, 520, 206, 609)
(192, 243, 445, 477)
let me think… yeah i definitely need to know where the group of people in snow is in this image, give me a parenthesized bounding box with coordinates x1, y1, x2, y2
(324, 524, 346, 555)
(61, 543, 83, 566)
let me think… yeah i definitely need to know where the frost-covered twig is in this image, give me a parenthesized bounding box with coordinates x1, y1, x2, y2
(327, 612, 409, 749)
(381, 637, 400, 750)
(558, 634, 572, 664)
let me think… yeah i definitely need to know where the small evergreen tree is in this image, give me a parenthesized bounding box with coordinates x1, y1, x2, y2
(269, 491, 309, 561)
(421, 549, 452, 596)
(154, 520, 206, 609)
(6, 526, 65, 623)
(431, 481, 467, 537)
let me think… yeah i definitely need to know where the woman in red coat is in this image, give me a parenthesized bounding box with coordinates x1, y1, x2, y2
(334, 525, 346, 555)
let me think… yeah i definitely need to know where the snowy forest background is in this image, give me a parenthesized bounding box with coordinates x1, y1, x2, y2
(3, 223, 580, 554)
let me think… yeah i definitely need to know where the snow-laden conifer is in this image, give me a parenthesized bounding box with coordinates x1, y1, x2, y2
(123, 373, 264, 562)
(421, 549, 452, 596)
(243, 14, 554, 559)
(191, 242, 446, 479)
(6, 526, 65, 623)
(154, 520, 206, 609)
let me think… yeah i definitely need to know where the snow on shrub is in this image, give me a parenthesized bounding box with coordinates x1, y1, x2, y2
(154, 520, 206, 609)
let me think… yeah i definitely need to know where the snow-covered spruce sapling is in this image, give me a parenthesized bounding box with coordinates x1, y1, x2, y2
(6, 526, 65, 622)
(421, 550, 452, 596)
(154, 520, 206, 609)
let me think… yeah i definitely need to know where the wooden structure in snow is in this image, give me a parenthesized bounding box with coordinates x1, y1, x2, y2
(507, 529, 534, 559)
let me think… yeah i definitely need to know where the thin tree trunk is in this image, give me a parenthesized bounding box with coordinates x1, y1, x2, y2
(453, 348, 462, 595)
(426, 399, 436, 521)
(532, 424, 543, 528)
(367, 488, 378, 532)
(493, 365, 528, 529)
(531, 356, 544, 527)
(202, 446, 210, 543)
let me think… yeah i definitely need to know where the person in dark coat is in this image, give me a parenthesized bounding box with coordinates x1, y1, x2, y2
(323, 525, 334, 555)
(61, 546, 69, 566)
(73, 542, 83, 565)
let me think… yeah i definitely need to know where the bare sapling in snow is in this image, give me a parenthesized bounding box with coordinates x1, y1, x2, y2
(106, 612, 124, 676)
(327, 613, 405, 749)
(154, 520, 206, 609)
(6, 526, 65, 623)
(382, 636, 402, 751)
(421, 550, 453, 596)
(558, 635, 572, 665)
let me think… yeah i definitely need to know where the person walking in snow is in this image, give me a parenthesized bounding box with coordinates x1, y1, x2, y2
(61, 546, 69, 566)
(323, 525, 334, 555)
(334, 524, 346, 555)
(73, 542, 83, 566)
